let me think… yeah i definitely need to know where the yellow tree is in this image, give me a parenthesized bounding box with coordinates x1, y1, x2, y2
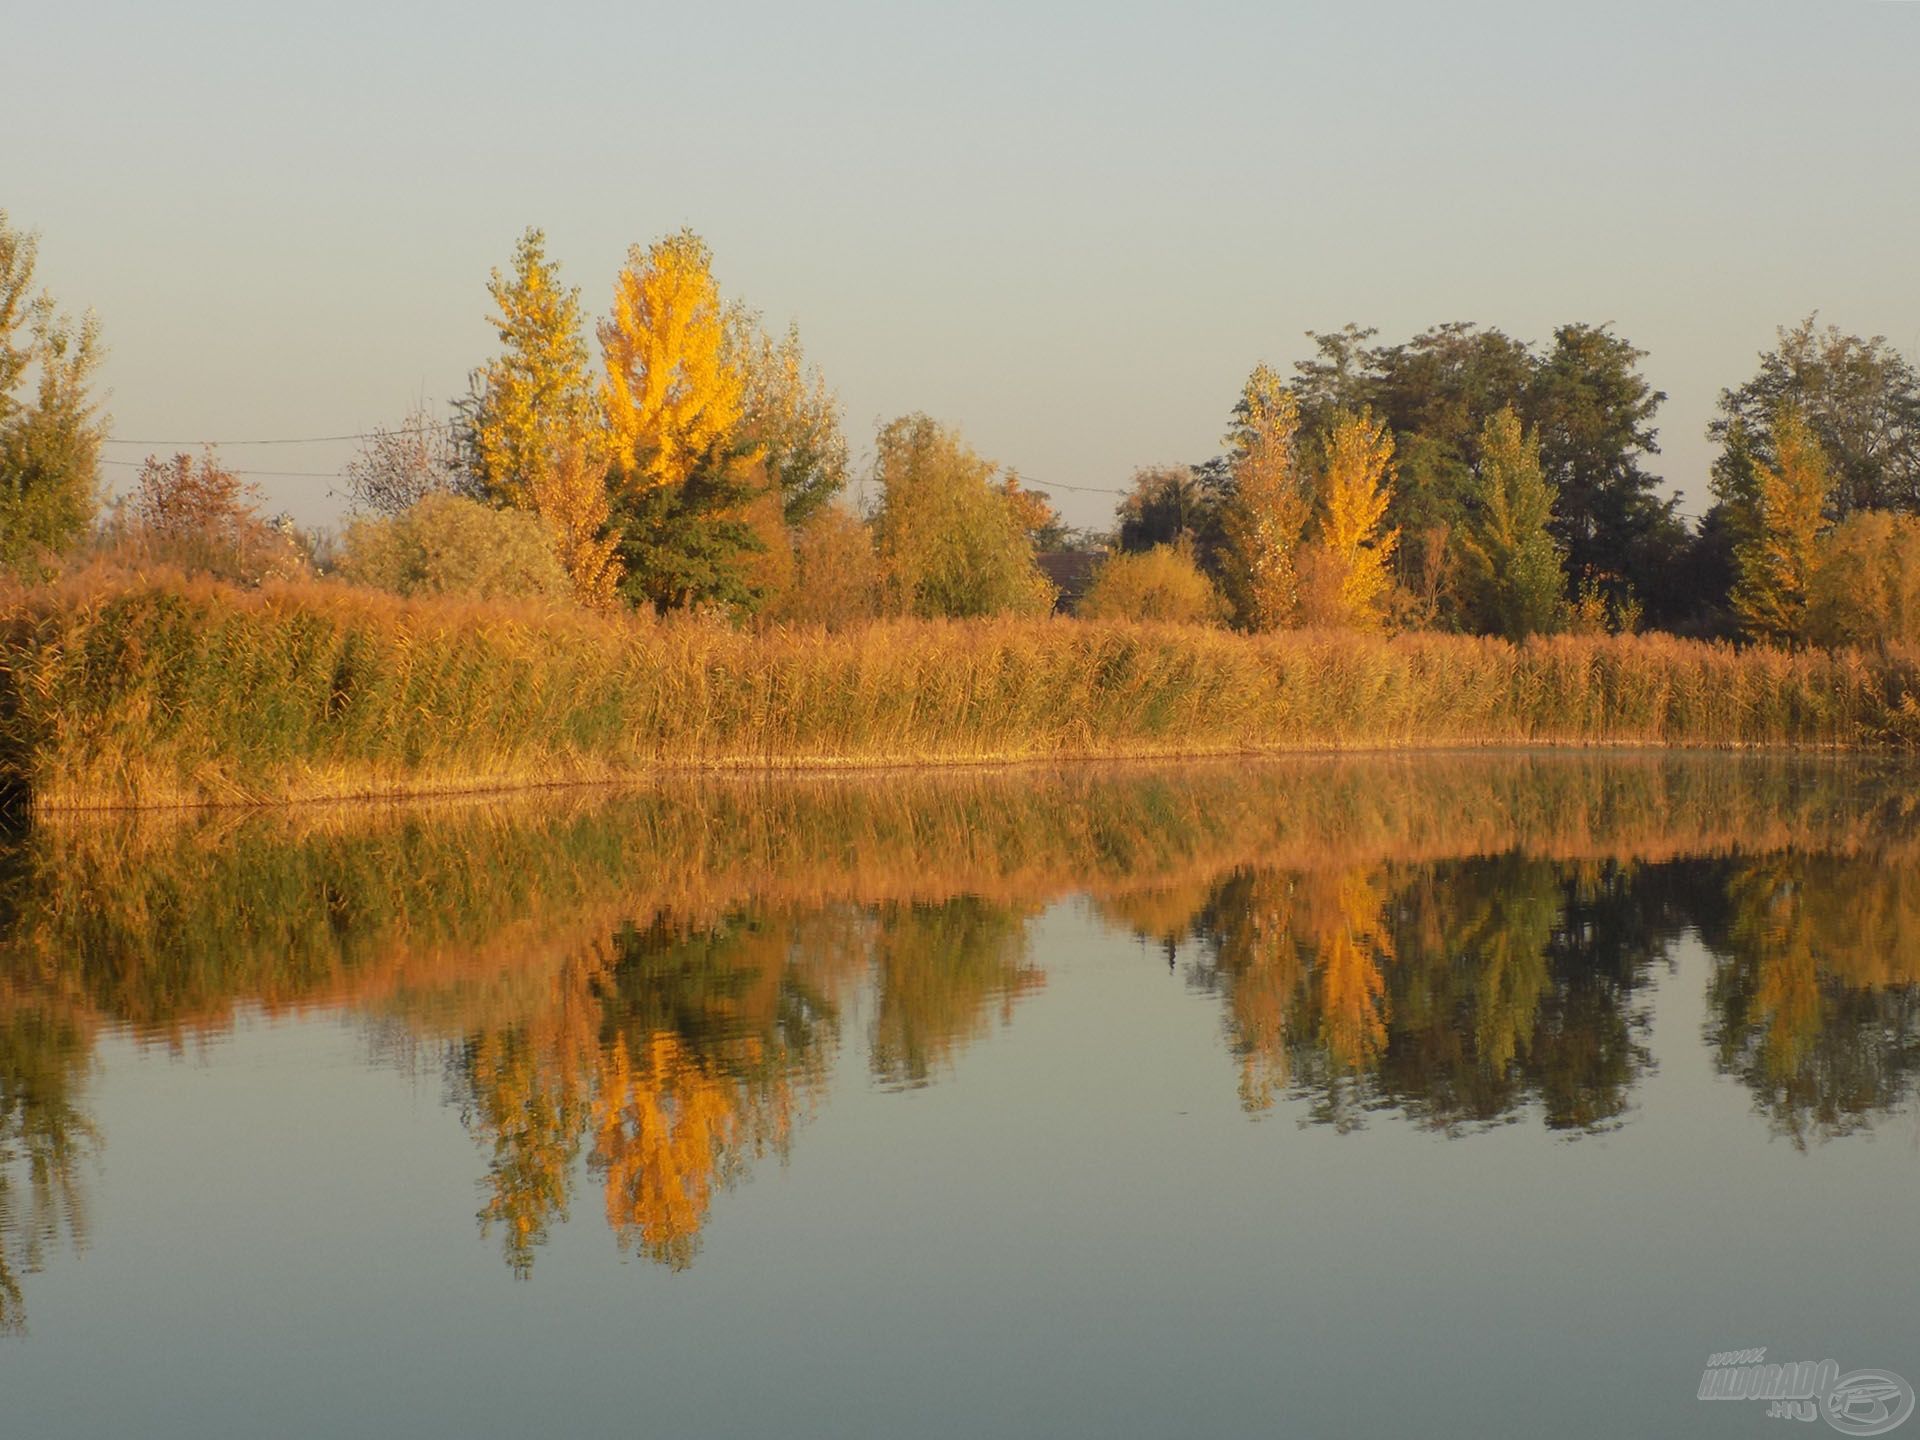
(527, 436, 624, 608)
(599, 231, 745, 499)
(1732, 405, 1831, 647)
(1315, 409, 1400, 629)
(468, 228, 598, 509)
(1221, 363, 1310, 630)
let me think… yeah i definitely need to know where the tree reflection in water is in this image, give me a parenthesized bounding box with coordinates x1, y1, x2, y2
(2, 755, 1918, 1317)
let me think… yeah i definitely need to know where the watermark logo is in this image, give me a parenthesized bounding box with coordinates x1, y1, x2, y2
(1699, 1349, 1915, 1434)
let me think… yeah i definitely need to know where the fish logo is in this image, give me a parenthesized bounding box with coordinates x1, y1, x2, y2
(1824, 1370, 1916, 1437)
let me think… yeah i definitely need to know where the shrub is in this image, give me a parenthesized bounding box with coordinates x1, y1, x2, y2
(1079, 543, 1223, 624)
(1808, 511, 1920, 649)
(103, 450, 310, 585)
(338, 493, 569, 602)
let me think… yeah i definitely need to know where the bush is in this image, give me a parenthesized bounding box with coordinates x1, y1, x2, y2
(99, 450, 311, 585)
(1079, 543, 1223, 624)
(338, 493, 569, 602)
(1808, 511, 1920, 649)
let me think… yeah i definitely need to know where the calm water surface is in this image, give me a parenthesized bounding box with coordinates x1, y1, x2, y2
(2, 755, 1917, 1438)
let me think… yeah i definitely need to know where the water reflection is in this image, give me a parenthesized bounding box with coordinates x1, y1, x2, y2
(1147, 859, 1671, 1133)
(1, 755, 1918, 1325)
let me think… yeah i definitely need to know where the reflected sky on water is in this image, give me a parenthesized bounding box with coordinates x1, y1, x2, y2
(2, 754, 1916, 1438)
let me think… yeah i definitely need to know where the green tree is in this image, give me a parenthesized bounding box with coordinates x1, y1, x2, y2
(870, 414, 1054, 618)
(1293, 322, 1534, 539)
(1458, 407, 1566, 639)
(1289, 321, 1680, 617)
(1527, 323, 1681, 611)
(1711, 315, 1920, 518)
(615, 453, 770, 612)
(0, 212, 105, 573)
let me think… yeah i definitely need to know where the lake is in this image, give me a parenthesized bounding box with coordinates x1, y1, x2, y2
(2, 754, 1917, 1438)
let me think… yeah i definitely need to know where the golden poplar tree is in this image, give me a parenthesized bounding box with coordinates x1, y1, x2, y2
(1316, 409, 1400, 629)
(1221, 363, 1310, 630)
(1732, 405, 1831, 647)
(468, 228, 598, 509)
(599, 231, 745, 498)
(527, 436, 624, 608)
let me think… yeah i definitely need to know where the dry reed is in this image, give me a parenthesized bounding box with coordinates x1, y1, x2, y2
(4, 570, 1918, 809)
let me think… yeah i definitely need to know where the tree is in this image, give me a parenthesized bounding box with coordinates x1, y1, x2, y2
(1287, 321, 1682, 618)
(465, 228, 598, 509)
(870, 414, 1054, 618)
(1731, 406, 1831, 647)
(997, 472, 1067, 551)
(1806, 511, 1920, 651)
(343, 405, 459, 516)
(1527, 323, 1679, 610)
(1220, 364, 1310, 630)
(1457, 406, 1566, 639)
(727, 313, 848, 526)
(1115, 463, 1227, 566)
(1293, 322, 1533, 540)
(616, 454, 770, 613)
(1, 212, 105, 573)
(599, 231, 743, 500)
(133, 448, 259, 539)
(527, 437, 623, 609)
(597, 232, 772, 612)
(1712, 316, 1920, 518)
(1310, 409, 1399, 629)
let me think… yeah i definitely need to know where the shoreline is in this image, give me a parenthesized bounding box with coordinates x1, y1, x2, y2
(14, 739, 1911, 819)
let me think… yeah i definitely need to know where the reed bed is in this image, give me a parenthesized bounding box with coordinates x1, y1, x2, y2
(4, 571, 1918, 809)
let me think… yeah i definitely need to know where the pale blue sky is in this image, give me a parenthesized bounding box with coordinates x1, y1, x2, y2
(7, 0, 1918, 528)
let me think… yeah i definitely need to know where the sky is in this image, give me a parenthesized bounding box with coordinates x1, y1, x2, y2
(7, 0, 1919, 531)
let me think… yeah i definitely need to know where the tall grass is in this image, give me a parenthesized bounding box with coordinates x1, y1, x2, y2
(4, 570, 1918, 808)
